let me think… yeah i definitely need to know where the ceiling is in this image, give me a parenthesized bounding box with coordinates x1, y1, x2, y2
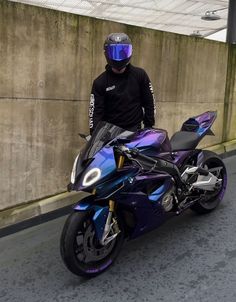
(8, 0, 229, 41)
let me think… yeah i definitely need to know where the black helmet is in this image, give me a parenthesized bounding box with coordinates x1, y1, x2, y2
(104, 33, 132, 70)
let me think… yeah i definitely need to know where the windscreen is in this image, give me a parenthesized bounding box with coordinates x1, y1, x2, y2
(81, 122, 133, 160)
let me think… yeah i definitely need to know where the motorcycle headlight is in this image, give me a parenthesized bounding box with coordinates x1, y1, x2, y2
(71, 153, 80, 184)
(82, 168, 101, 187)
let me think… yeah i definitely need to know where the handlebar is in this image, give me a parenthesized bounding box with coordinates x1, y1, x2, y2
(117, 146, 158, 164)
(114, 145, 186, 189)
(116, 144, 179, 173)
(115, 145, 159, 171)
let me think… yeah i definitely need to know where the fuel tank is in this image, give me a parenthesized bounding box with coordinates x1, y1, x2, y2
(125, 128, 171, 156)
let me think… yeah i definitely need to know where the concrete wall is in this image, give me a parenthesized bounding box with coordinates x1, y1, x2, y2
(0, 0, 234, 211)
(127, 28, 228, 147)
(223, 45, 236, 142)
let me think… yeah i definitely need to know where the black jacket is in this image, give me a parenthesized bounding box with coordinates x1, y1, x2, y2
(89, 64, 156, 133)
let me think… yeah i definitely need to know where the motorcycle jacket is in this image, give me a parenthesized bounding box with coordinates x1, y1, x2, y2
(89, 64, 156, 133)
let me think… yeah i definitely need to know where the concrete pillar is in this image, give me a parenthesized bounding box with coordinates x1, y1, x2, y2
(227, 0, 236, 44)
(223, 44, 236, 142)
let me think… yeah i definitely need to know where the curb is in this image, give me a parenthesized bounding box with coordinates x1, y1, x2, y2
(0, 139, 236, 237)
(0, 191, 89, 237)
(205, 139, 236, 155)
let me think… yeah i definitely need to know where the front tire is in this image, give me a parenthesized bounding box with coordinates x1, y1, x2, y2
(60, 211, 124, 277)
(190, 153, 227, 214)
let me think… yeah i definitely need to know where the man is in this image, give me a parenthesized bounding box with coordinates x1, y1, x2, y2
(89, 33, 156, 134)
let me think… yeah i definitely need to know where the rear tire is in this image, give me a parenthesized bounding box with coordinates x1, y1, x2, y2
(190, 153, 227, 214)
(60, 211, 124, 277)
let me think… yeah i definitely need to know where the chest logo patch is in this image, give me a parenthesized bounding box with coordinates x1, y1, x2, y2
(106, 85, 116, 92)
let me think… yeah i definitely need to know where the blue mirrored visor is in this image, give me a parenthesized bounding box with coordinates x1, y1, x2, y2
(106, 44, 132, 61)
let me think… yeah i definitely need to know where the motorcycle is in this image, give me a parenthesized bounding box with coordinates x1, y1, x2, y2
(60, 111, 227, 277)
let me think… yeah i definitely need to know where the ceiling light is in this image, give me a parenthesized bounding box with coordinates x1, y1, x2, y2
(201, 11, 221, 21)
(201, 7, 228, 21)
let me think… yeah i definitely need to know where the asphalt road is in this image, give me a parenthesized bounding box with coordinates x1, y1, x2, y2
(0, 156, 236, 302)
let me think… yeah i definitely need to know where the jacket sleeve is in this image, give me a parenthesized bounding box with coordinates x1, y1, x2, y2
(89, 79, 105, 134)
(141, 70, 156, 128)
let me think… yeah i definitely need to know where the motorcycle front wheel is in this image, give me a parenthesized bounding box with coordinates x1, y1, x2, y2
(60, 211, 124, 277)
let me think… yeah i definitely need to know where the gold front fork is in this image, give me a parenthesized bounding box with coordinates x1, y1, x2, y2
(101, 155, 124, 244)
(118, 155, 125, 169)
(109, 155, 125, 211)
(109, 199, 115, 212)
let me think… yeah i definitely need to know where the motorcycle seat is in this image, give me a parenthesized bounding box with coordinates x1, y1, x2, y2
(170, 131, 200, 151)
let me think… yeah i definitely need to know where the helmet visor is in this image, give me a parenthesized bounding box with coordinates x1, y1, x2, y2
(106, 44, 132, 61)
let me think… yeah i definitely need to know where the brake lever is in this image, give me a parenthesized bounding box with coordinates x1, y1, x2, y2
(123, 148, 144, 170)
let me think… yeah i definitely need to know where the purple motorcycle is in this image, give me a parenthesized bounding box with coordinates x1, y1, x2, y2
(60, 111, 227, 277)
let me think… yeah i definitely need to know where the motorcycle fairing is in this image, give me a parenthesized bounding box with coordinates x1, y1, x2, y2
(76, 146, 117, 190)
(110, 173, 175, 238)
(148, 178, 173, 202)
(117, 192, 167, 239)
(94, 167, 139, 199)
(73, 122, 134, 191)
(181, 111, 217, 136)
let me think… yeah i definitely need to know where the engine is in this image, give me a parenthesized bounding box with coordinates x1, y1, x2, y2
(161, 188, 176, 212)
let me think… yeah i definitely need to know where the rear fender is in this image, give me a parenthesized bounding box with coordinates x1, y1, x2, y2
(74, 195, 109, 241)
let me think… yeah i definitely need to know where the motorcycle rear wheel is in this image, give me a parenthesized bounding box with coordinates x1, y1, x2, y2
(190, 154, 227, 214)
(60, 211, 124, 277)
